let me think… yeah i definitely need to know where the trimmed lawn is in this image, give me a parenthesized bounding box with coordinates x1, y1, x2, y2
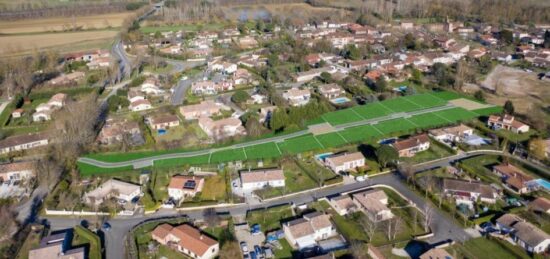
(321, 108, 364, 126)
(315, 132, 348, 148)
(454, 237, 533, 259)
(402, 94, 447, 108)
(200, 172, 227, 200)
(401, 141, 455, 164)
(373, 118, 417, 135)
(150, 170, 170, 202)
(432, 107, 478, 123)
(244, 142, 282, 160)
(72, 226, 102, 259)
(153, 154, 210, 168)
(473, 106, 503, 116)
(78, 162, 134, 176)
(378, 97, 423, 113)
(274, 238, 293, 259)
(255, 159, 319, 199)
(210, 148, 247, 163)
(247, 205, 294, 232)
(278, 135, 323, 154)
(428, 91, 463, 101)
(339, 124, 383, 143)
(352, 102, 393, 120)
(406, 113, 451, 129)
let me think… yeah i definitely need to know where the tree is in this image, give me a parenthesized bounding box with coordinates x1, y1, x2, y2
(504, 100, 514, 115)
(349, 241, 368, 259)
(398, 162, 415, 184)
(376, 145, 398, 168)
(245, 117, 263, 138)
(270, 109, 289, 132)
(344, 44, 361, 60)
(474, 90, 485, 101)
(359, 215, 378, 242)
(544, 30, 550, 48)
(220, 241, 241, 259)
(154, 31, 162, 39)
(231, 90, 250, 104)
(0, 204, 16, 239)
(319, 72, 332, 83)
(421, 204, 434, 232)
(529, 138, 548, 161)
(203, 208, 220, 228)
(500, 29, 514, 44)
(374, 76, 387, 93)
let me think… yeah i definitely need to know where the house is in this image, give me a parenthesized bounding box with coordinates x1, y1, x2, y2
(129, 99, 152, 112)
(487, 115, 530, 133)
(324, 152, 365, 173)
(191, 80, 233, 95)
(168, 175, 205, 201)
(496, 214, 550, 254)
(146, 113, 180, 130)
(48, 71, 85, 86)
(236, 36, 259, 49)
(328, 195, 357, 216)
(428, 124, 474, 144)
(128, 89, 145, 103)
(352, 189, 394, 222)
(84, 179, 143, 206)
(11, 108, 24, 118)
(198, 117, 245, 140)
(32, 109, 53, 121)
(141, 77, 164, 95)
(97, 118, 143, 146)
(210, 61, 237, 74)
(259, 106, 277, 123)
(152, 224, 219, 259)
(29, 231, 85, 259)
(233, 68, 253, 85)
(240, 168, 285, 191)
(419, 248, 453, 259)
(392, 134, 430, 157)
(32, 93, 68, 121)
(47, 93, 69, 108)
(283, 212, 337, 249)
(0, 161, 34, 182)
(294, 66, 337, 82)
(400, 21, 414, 30)
(283, 88, 311, 106)
(441, 178, 498, 208)
(0, 132, 49, 154)
(493, 164, 534, 194)
(86, 57, 111, 69)
(434, 37, 456, 49)
(531, 197, 550, 215)
(179, 100, 226, 120)
(305, 53, 322, 66)
(318, 83, 345, 99)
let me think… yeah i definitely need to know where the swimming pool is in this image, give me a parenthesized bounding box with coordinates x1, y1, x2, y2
(330, 97, 351, 104)
(535, 179, 550, 191)
(315, 152, 333, 161)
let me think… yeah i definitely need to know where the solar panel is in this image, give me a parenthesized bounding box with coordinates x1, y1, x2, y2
(183, 180, 196, 189)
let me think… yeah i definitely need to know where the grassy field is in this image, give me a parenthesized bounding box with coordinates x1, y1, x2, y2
(210, 148, 247, 163)
(379, 97, 423, 113)
(449, 237, 536, 259)
(320, 108, 364, 125)
(315, 132, 348, 148)
(0, 12, 134, 34)
(339, 124, 383, 143)
(0, 30, 117, 56)
(200, 172, 227, 201)
(72, 226, 102, 259)
(403, 93, 447, 108)
(278, 135, 323, 154)
(373, 118, 417, 135)
(407, 113, 451, 129)
(352, 102, 393, 120)
(243, 142, 281, 160)
(246, 205, 294, 232)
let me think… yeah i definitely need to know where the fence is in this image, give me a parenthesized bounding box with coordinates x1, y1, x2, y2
(44, 209, 135, 216)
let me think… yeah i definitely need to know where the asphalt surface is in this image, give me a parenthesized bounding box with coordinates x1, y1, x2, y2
(77, 104, 459, 169)
(170, 61, 207, 105)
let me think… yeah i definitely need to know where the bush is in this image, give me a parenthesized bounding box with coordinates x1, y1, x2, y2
(129, 76, 146, 87)
(126, 2, 147, 10)
(231, 90, 250, 104)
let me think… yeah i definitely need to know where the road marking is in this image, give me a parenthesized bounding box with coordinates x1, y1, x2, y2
(378, 101, 396, 113)
(372, 125, 385, 136)
(313, 135, 325, 149)
(405, 118, 420, 127)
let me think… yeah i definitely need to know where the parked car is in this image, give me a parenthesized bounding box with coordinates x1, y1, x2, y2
(102, 222, 111, 231)
(240, 241, 249, 253)
(251, 224, 261, 235)
(254, 245, 262, 255)
(250, 251, 257, 259)
(356, 175, 367, 182)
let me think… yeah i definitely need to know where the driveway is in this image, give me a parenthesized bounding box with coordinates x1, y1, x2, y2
(235, 223, 266, 258)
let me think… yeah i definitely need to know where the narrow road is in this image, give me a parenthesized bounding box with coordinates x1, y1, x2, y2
(78, 104, 458, 169)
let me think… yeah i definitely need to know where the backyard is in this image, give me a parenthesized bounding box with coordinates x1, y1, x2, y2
(246, 205, 294, 232)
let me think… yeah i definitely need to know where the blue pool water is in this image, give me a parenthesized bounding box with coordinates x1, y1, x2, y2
(157, 129, 167, 135)
(315, 152, 333, 161)
(535, 179, 550, 191)
(330, 97, 350, 104)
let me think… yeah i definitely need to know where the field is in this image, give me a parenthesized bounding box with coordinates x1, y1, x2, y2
(0, 30, 116, 56)
(221, 3, 352, 21)
(378, 97, 423, 113)
(352, 102, 393, 120)
(243, 142, 281, 160)
(140, 22, 226, 34)
(277, 135, 323, 154)
(0, 12, 134, 34)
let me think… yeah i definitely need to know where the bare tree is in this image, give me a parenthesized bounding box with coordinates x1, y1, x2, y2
(398, 162, 415, 185)
(421, 204, 434, 232)
(349, 241, 368, 259)
(0, 205, 17, 240)
(359, 215, 378, 242)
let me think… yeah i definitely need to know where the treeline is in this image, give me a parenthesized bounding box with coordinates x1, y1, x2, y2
(216, 0, 304, 6)
(309, 0, 550, 24)
(0, 1, 147, 20)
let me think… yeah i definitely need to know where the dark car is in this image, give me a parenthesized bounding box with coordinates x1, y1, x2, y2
(102, 222, 111, 231)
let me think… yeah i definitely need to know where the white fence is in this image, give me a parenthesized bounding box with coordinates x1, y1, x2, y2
(45, 209, 135, 216)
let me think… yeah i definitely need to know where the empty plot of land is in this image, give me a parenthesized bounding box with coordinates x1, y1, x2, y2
(0, 30, 116, 55)
(0, 12, 134, 34)
(449, 98, 491, 111)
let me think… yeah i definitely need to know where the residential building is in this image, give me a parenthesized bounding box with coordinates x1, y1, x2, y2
(191, 80, 233, 95)
(29, 231, 85, 259)
(179, 100, 226, 120)
(531, 197, 550, 215)
(152, 224, 219, 259)
(441, 178, 498, 208)
(97, 118, 143, 146)
(493, 164, 534, 194)
(210, 61, 237, 74)
(0, 132, 49, 154)
(428, 124, 473, 144)
(419, 248, 453, 259)
(236, 36, 259, 49)
(352, 189, 394, 222)
(324, 152, 365, 173)
(294, 66, 337, 82)
(283, 212, 337, 249)
(129, 99, 152, 112)
(48, 71, 85, 86)
(328, 195, 357, 216)
(487, 115, 530, 134)
(233, 68, 253, 85)
(198, 117, 245, 140)
(83, 179, 143, 205)
(0, 161, 34, 182)
(32, 93, 67, 121)
(141, 77, 164, 95)
(168, 175, 205, 201)
(128, 89, 145, 103)
(392, 134, 430, 157)
(146, 113, 180, 130)
(283, 88, 311, 106)
(496, 214, 550, 254)
(11, 108, 23, 118)
(318, 83, 345, 99)
(240, 168, 285, 191)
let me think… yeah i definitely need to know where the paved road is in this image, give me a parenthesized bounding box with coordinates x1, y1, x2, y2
(112, 40, 131, 81)
(77, 104, 458, 169)
(170, 61, 207, 105)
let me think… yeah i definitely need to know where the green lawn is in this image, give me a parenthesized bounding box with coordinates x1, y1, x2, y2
(244, 142, 282, 160)
(315, 132, 348, 148)
(73, 226, 102, 259)
(339, 124, 383, 143)
(432, 107, 478, 123)
(246, 205, 294, 232)
(428, 91, 463, 101)
(373, 118, 418, 135)
(378, 97, 423, 113)
(278, 135, 323, 154)
(153, 154, 211, 168)
(274, 238, 293, 259)
(254, 159, 318, 199)
(210, 148, 247, 163)
(401, 140, 455, 164)
(406, 113, 451, 129)
(453, 237, 534, 259)
(78, 162, 134, 176)
(321, 108, 364, 125)
(352, 102, 393, 120)
(402, 94, 447, 108)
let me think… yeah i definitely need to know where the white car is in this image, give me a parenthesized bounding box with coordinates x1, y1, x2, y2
(356, 175, 367, 182)
(180, 76, 188, 80)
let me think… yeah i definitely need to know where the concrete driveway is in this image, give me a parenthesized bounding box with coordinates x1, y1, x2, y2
(235, 223, 266, 258)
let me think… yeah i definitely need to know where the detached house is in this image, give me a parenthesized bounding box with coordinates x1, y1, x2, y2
(493, 164, 534, 194)
(318, 83, 345, 99)
(283, 212, 337, 249)
(179, 100, 226, 120)
(129, 99, 152, 112)
(152, 224, 219, 259)
(0, 161, 34, 182)
(128, 89, 145, 103)
(496, 214, 550, 254)
(0, 132, 49, 154)
(352, 189, 394, 222)
(198, 117, 245, 140)
(324, 152, 365, 173)
(240, 168, 285, 191)
(487, 115, 530, 134)
(392, 134, 430, 157)
(329, 195, 357, 216)
(29, 231, 86, 259)
(168, 175, 205, 201)
(146, 113, 180, 130)
(428, 124, 473, 144)
(283, 88, 311, 106)
(531, 197, 550, 215)
(97, 118, 143, 146)
(84, 179, 142, 206)
(32, 93, 68, 122)
(442, 178, 498, 208)
(141, 77, 164, 95)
